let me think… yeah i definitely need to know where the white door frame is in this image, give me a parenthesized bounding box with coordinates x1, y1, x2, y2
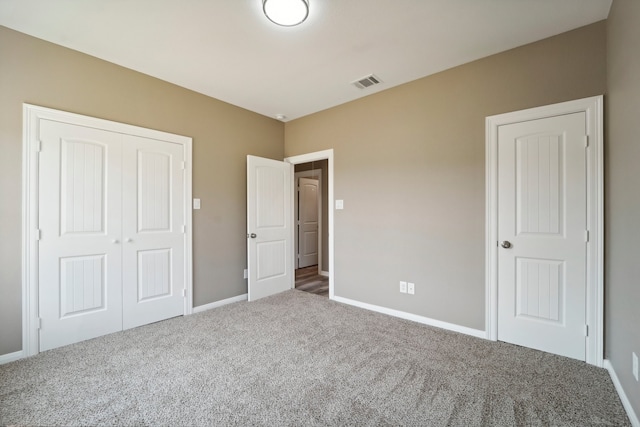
(485, 96, 604, 366)
(285, 149, 334, 299)
(294, 169, 322, 273)
(21, 104, 194, 357)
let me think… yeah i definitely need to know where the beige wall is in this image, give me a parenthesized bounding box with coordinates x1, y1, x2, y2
(0, 20, 618, 359)
(0, 26, 283, 356)
(285, 22, 607, 330)
(606, 1, 640, 417)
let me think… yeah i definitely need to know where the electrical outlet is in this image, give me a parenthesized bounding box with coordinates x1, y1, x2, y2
(633, 352, 639, 381)
(399, 281, 407, 293)
(243, 269, 248, 279)
(407, 282, 415, 295)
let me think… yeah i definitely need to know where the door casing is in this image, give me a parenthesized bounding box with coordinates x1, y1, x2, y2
(285, 150, 334, 299)
(485, 96, 603, 366)
(22, 104, 194, 357)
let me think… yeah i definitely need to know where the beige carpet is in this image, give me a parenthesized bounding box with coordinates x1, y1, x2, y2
(0, 290, 630, 426)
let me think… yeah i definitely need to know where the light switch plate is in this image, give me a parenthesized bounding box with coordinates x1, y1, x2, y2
(193, 198, 201, 209)
(336, 200, 344, 210)
(408, 282, 415, 295)
(399, 281, 407, 293)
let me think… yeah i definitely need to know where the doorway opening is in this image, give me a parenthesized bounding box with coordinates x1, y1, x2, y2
(285, 150, 334, 299)
(293, 161, 328, 296)
(294, 266, 329, 297)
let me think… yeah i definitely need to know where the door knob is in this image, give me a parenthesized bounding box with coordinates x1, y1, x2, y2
(112, 239, 120, 244)
(249, 233, 257, 239)
(125, 238, 132, 243)
(500, 241, 512, 249)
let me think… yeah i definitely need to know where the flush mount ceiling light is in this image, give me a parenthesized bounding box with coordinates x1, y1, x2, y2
(263, 0, 309, 27)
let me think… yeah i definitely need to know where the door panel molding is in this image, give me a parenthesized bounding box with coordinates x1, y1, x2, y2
(485, 96, 603, 366)
(22, 104, 193, 357)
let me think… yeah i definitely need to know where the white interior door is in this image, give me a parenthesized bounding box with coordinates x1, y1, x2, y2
(497, 112, 587, 361)
(297, 177, 319, 268)
(121, 135, 185, 330)
(38, 120, 124, 351)
(38, 119, 187, 351)
(247, 155, 293, 301)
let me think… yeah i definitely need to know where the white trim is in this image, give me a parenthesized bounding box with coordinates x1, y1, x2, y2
(22, 104, 194, 357)
(184, 129, 194, 317)
(333, 296, 486, 339)
(294, 169, 323, 273)
(0, 351, 24, 365)
(604, 359, 640, 427)
(22, 105, 39, 357)
(285, 149, 334, 299)
(192, 294, 248, 314)
(319, 270, 329, 277)
(485, 96, 604, 366)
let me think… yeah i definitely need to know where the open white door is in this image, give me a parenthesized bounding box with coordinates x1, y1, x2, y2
(247, 155, 293, 301)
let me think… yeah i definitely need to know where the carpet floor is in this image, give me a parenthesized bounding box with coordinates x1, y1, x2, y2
(0, 290, 630, 426)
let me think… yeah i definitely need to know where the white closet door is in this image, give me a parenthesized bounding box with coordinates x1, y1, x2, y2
(121, 135, 185, 329)
(38, 120, 124, 351)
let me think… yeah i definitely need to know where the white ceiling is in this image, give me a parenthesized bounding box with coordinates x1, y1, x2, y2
(0, 0, 612, 121)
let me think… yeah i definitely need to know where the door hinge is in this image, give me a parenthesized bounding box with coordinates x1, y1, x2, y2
(180, 161, 186, 170)
(584, 324, 589, 337)
(182, 289, 186, 297)
(584, 135, 589, 148)
(36, 140, 42, 152)
(182, 225, 186, 234)
(585, 230, 590, 242)
(35, 229, 41, 241)
(37, 317, 42, 330)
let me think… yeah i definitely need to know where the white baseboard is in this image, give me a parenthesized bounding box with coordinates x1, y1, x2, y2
(331, 296, 487, 339)
(604, 359, 640, 427)
(319, 270, 329, 277)
(192, 293, 248, 314)
(0, 350, 24, 365)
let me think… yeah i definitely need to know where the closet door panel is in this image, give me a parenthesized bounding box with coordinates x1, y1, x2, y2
(121, 135, 185, 329)
(38, 120, 123, 351)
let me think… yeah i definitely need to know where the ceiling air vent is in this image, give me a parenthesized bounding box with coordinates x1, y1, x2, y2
(352, 74, 382, 90)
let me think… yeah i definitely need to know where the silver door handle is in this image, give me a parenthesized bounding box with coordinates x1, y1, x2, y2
(125, 238, 132, 243)
(501, 241, 512, 249)
(248, 233, 257, 239)
(112, 239, 120, 244)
